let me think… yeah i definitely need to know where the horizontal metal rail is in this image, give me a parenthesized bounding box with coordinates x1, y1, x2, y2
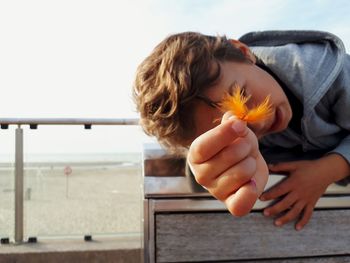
(0, 118, 139, 126)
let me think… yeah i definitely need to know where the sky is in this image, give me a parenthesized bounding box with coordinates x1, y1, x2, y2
(1, 0, 350, 154)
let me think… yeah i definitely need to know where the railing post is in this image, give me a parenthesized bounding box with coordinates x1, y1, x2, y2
(14, 126, 24, 243)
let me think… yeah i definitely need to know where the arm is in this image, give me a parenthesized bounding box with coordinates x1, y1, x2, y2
(327, 54, 350, 167)
(260, 153, 350, 230)
(261, 56, 350, 230)
(188, 114, 269, 216)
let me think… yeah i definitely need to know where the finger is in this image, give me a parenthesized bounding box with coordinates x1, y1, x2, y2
(253, 154, 269, 196)
(193, 138, 253, 186)
(274, 201, 304, 227)
(260, 179, 290, 201)
(208, 156, 256, 201)
(268, 162, 297, 173)
(296, 204, 314, 231)
(189, 118, 248, 164)
(192, 130, 259, 186)
(221, 111, 236, 123)
(263, 192, 297, 217)
(225, 179, 258, 217)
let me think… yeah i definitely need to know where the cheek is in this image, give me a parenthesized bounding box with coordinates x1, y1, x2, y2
(197, 113, 220, 135)
(193, 107, 222, 138)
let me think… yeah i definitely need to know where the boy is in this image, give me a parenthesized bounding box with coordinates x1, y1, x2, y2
(133, 30, 350, 230)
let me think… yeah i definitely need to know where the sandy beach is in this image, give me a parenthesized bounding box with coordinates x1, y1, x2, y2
(0, 156, 142, 240)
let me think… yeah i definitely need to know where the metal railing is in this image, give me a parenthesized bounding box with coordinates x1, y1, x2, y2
(0, 117, 139, 243)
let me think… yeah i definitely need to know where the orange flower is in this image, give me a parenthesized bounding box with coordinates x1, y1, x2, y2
(219, 85, 272, 123)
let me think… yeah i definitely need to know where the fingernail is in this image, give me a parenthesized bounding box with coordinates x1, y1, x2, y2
(260, 195, 266, 201)
(250, 178, 257, 188)
(227, 112, 235, 119)
(275, 220, 282, 226)
(296, 225, 302, 231)
(232, 120, 246, 135)
(263, 210, 270, 216)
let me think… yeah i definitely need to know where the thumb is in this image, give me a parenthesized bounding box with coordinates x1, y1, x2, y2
(221, 112, 248, 137)
(221, 111, 236, 124)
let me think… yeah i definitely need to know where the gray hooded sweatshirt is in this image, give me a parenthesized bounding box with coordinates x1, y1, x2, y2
(239, 30, 350, 167)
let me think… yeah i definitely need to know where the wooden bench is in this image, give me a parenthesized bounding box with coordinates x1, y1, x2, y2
(142, 143, 350, 263)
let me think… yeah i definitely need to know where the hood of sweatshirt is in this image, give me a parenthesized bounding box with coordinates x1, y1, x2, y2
(239, 30, 346, 111)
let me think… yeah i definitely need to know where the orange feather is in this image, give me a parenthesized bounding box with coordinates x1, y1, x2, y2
(219, 85, 272, 123)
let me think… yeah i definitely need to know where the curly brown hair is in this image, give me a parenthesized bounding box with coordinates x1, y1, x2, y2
(133, 32, 249, 153)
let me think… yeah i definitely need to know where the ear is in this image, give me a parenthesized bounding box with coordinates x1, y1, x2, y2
(229, 39, 256, 64)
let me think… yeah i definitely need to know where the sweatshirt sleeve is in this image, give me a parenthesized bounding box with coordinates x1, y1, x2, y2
(327, 137, 350, 185)
(326, 54, 350, 184)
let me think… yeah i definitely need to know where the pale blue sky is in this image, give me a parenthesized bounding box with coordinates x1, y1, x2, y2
(1, 0, 350, 153)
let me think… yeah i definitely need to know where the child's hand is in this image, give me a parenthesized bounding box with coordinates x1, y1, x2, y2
(260, 154, 349, 230)
(188, 113, 269, 217)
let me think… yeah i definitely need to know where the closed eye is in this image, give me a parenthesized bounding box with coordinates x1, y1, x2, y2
(196, 95, 220, 109)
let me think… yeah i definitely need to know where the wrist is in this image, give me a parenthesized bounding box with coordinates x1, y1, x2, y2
(318, 153, 350, 184)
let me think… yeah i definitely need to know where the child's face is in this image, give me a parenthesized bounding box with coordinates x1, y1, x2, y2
(192, 60, 292, 141)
